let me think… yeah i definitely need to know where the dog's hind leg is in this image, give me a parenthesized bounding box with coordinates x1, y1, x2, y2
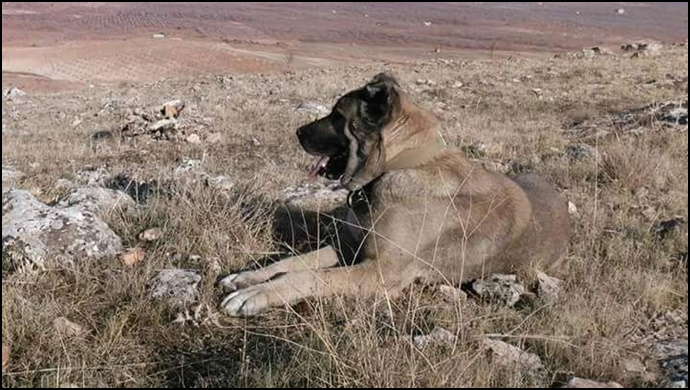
(220, 246, 340, 292)
(221, 258, 419, 317)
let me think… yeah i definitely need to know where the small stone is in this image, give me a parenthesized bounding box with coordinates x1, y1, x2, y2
(437, 284, 467, 303)
(412, 327, 457, 349)
(187, 254, 202, 263)
(186, 134, 201, 144)
(472, 274, 525, 307)
(53, 317, 85, 337)
(138, 227, 163, 242)
(667, 380, 687, 388)
(148, 118, 177, 132)
(581, 48, 596, 59)
(120, 247, 146, 266)
(150, 269, 201, 308)
(3, 87, 26, 100)
(206, 175, 234, 192)
(566, 144, 598, 160)
(294, 101, 329, 117)
(536, 271, 563, 301)
(483, 339, 547, 381)
(655, 339, 688, 388)
(568, 201, 579, 217)
(57, 186, 137, 216)
(563, 377, 623, 388)
(174, 159, 202, 175)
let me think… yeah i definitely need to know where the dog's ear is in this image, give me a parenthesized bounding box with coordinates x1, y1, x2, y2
(363, 72, 398, 125)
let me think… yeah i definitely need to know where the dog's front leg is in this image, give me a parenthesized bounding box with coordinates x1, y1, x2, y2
(221, 258, 417, 317)
(220, 246, 340, 291)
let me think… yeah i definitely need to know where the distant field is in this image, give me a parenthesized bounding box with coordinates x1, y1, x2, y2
(2, 2, 688, 91)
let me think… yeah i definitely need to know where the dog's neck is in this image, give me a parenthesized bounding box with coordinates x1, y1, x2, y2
(385, 137, 445, 171)
(382, 95, 445, 172)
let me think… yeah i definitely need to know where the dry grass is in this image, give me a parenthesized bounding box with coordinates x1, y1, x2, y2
(2, 45, 688, 387)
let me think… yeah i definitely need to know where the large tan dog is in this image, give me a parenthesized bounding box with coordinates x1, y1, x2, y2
(221, 72, 569, 316)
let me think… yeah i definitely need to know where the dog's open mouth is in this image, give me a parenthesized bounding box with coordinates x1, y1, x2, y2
(308, 154, 347, 181)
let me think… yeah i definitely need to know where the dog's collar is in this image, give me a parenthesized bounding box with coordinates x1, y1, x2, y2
(347, 176, 379, 209)
(384, 138, 445, 172)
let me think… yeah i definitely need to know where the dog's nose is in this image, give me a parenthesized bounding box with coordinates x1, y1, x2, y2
(296, 127, 304, 137)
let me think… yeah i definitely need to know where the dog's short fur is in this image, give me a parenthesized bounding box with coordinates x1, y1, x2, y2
(220, 72, 569, 316)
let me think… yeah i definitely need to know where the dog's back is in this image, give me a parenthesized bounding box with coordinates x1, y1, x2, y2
(490, 173, 570, 273)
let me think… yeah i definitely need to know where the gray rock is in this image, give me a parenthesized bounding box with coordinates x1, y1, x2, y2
(186, 134, 201, 144)
(2, 189, 123, 268)
(206, 175, 234, 192)
(412, 327, 457, 349)
(630, 42, 663, 58)
(566, 144, 598, 160)
(2, 166, 24, 187)
(294, 101, 329, 117)
(57, 186, 137, 216)
(3, 87, 26, 100)
(75, 166, 111, 187)
(138, 227, 164, 242)
(565, 98, 688, 140)
(536, 271, 563, 301)
(662, 106, 688, 126)
(472, 274, 525, 307)
(655, 339, 688, 388)
(148, 118, 178, 132)
(437, 284, 468, 303)
(149, 269, 201, 308)
(622, 43, 641, 52)
(591, 46, 614, 56)
(174, 159, 203, 175)
(581, 48, 597, 59)
(483, 339, 547, 382)
(563, 377, 623, 388)
(282, 182, 348, 210)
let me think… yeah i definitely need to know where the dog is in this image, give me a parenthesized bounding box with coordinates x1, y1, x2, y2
(220, 72, 569, 317)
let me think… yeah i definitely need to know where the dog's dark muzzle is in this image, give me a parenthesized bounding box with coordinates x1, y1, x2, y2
(296, 116, 349, 180)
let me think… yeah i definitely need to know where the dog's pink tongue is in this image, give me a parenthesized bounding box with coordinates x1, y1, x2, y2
(309, 156, 330, 181)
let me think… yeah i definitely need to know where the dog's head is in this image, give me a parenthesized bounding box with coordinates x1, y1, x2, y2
(296, 72, 440, 190)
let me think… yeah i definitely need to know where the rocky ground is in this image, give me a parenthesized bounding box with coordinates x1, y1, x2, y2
(1, 42, 688, 387)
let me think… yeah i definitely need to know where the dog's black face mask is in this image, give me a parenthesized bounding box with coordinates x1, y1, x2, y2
(296, 72, 398, 185)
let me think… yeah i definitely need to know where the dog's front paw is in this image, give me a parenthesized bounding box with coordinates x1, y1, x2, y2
(220, 287, 270, 317)
(219, 271, 262, 292)
(219, 273, 241, 291)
